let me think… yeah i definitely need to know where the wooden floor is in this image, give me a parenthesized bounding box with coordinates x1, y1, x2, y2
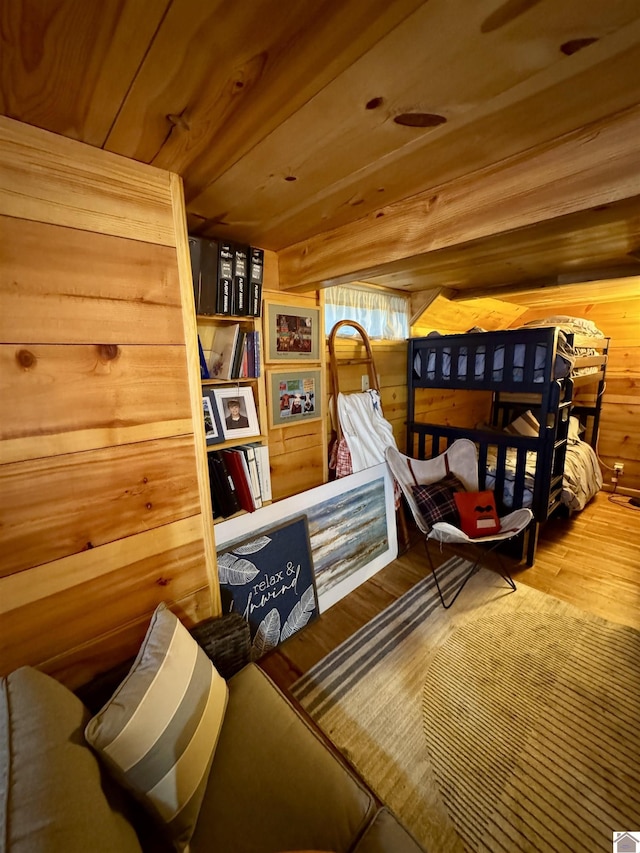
(260, 491, 640, 691)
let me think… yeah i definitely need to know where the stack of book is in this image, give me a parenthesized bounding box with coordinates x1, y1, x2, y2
(207, 444, 272, 519)
(199, 326, 260, 381)
(189, 236, 264, 318)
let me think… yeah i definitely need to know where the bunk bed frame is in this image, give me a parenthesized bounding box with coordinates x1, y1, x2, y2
(406, 326, 609, 565)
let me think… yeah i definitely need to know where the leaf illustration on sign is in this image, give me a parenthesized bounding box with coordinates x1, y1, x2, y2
(252, 608, 281, 660)
(280, 586, 317, 641)
(232, 536, 271, 555)
(217, 552, 260, 585)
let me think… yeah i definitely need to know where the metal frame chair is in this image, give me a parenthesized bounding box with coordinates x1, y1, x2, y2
(386, 440, 533, 608)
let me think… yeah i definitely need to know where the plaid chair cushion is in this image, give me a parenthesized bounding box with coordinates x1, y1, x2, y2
(411, 473, 465, 528)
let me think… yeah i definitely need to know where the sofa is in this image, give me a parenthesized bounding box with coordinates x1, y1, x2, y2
(1, 607, 425, 853)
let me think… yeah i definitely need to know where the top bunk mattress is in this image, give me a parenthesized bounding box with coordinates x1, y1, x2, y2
(411, 317, 606, 392)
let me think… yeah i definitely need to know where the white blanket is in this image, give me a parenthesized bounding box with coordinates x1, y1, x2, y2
(485, 439, 602, 511)
(337, 390, 397, 472)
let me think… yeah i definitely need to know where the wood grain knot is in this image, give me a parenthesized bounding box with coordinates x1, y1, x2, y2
(167, 113, 190, 132)
(560, 37, 598, 56)
(156, 577, 171, 587)
(394, 113, 446, 128)
(366, 97, 384, 110)
(97, 344, 119, 361)
(16, 349, 36, 369)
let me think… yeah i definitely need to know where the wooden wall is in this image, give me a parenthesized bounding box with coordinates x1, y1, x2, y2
(0, 117, 216, 688)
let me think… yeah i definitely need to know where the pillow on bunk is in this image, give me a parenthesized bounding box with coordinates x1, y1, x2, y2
(568, 415, 584, 442)
(504, 410, 540, 437)
(411, 473, 465, 528)
(454, 490, 501, 538)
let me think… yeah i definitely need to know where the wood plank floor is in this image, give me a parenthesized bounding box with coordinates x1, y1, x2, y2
(260, 491, 640, 691)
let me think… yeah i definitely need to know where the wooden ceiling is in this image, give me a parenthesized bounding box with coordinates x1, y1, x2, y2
(2, 0, 640, 296)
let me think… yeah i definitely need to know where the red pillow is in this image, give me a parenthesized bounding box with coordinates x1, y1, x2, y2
(454, 490, 500, 538)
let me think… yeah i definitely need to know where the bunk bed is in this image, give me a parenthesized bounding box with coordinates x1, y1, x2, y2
(407, 321, 609, 565)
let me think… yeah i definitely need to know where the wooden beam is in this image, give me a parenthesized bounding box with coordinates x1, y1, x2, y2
(450, 265, 640, 301)
(277, 105, 640, 292)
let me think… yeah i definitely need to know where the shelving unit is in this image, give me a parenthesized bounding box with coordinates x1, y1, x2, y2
(196, 313, 271, 519)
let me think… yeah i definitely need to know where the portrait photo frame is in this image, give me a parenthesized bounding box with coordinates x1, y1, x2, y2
(265, 302, 321, 362)
(213, 386, 261, 441)
(268, 368, 322, 429)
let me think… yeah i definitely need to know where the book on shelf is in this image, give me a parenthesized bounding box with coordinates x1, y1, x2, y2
(216, 241, 234, 315)
(240, 442, 271, 502)
(221, 449, 255, 513)
(198, 335, 210, 380)
(208, 451, 241, 518)
(198, 237, 219, 315)
(230, 330, 246, 379)
(188, 236, 202, 312)
(208, 323, 240, 380)
(248, 247, 264, 317)
(235, 444, 263, 508)
(232, 243, 249, 316)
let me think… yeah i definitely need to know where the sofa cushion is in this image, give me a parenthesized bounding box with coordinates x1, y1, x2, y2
(0, 666, 141, 853)
(190, 663, 377, 853)
(85, 603, 228, 852)
(351, 808, 425, 852)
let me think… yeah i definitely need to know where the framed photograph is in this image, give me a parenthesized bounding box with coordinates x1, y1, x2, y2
(265, 302, 320, 362)
(216, 515, 319, 660)
(268, 368, 322, 428)
(202, 389, 224, 445)
(213, 386, 261, 441)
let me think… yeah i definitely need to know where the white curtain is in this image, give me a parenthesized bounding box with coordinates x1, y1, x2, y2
(325, 285, 409, 340)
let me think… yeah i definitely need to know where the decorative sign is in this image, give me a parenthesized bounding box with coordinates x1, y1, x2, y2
(216, 515, 319, 660)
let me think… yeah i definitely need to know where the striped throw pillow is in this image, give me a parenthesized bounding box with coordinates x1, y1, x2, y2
(85, 603, 228, 852)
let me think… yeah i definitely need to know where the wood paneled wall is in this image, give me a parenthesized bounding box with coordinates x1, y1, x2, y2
(0, 117, 216, 688)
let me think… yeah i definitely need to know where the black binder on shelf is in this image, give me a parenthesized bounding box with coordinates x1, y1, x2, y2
(248, 247, 264, 317)
(188, 236, 202, 312)
(232, 243, 249, 316)
(216, 241, 233, 315)
(208, 451, 240, 518)
(199, 238, 219, 315)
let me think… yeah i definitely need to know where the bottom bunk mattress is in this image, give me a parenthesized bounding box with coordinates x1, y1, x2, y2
(485, 434, 602, 513)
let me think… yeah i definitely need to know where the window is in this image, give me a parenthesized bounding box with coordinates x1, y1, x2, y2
(324, 285, 409, 340)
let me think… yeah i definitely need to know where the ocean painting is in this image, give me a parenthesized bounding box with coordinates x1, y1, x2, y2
(215, 462, 398, 612)
(305, 478, 388, 600)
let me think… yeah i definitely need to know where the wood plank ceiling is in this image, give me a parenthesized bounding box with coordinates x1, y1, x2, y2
(2, 0, 640, 296)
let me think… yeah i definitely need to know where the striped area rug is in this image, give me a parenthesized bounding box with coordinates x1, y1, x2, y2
(290, 560, 640, 853)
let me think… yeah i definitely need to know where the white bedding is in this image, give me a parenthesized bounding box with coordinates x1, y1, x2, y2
(485, 437, 602, 512)
(415, 332, 573, 384)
